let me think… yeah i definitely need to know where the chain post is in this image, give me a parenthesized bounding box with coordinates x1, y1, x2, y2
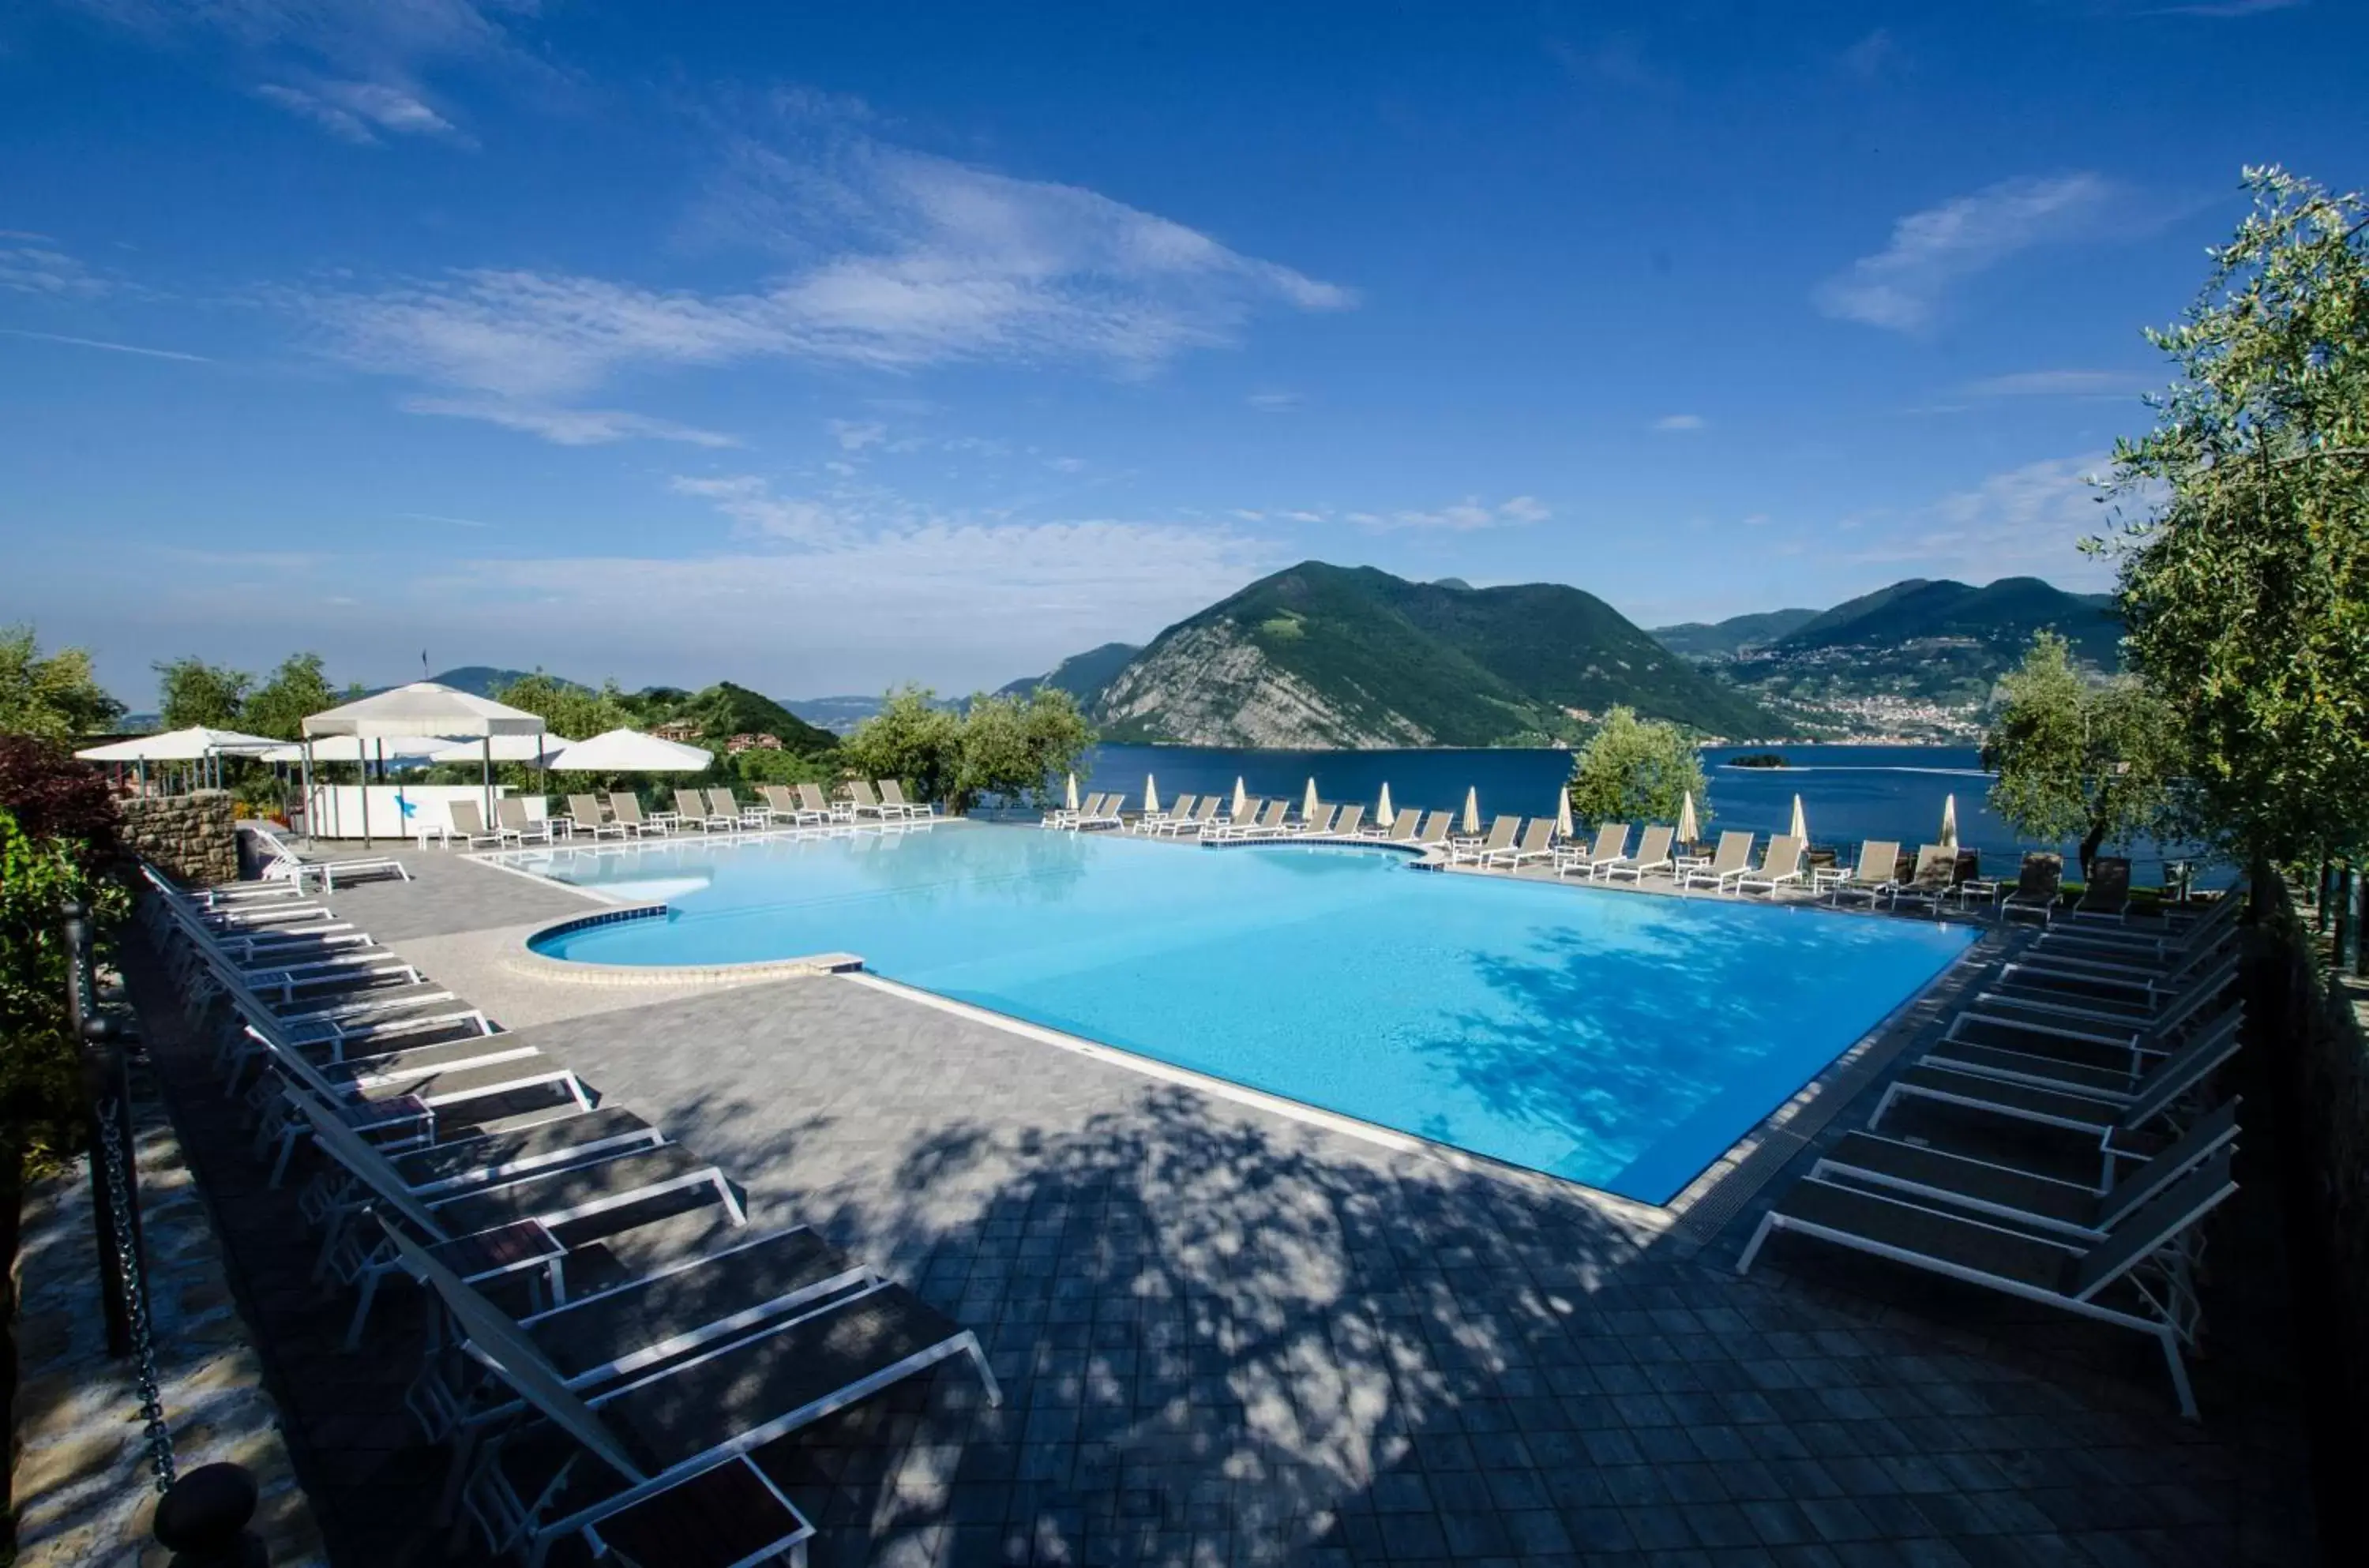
(65, 901, 137, 1357)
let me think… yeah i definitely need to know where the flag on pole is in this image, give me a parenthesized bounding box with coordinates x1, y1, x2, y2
(1461, 787, 1481, 835)
(1376, 782, 1395, 827)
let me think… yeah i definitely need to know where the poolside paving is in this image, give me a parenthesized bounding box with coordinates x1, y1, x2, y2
(141, 837, 2319, 1566)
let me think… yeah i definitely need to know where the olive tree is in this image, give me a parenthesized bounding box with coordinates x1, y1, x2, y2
(1, 624, 124, 740)
(154, 655, 253, 730)
(1566, 706, 1708, 827)
(842, 685, 965, 807)
(1983, 632, 2187, 879)
(2097, 167, 2369, 865)
(241, 653, 343, 741)
(955, 688, 1095, 813)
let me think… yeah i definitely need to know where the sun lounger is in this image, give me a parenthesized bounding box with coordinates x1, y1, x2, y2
(1680, 831, 1756, 892)
(1450, 816, 1520, 865)
(2000, 852, 2064, 925)
(877, 779, 934, 819)
(1297, 803, 1339, 837)
(1082, 793, 1127, 830)
(1882, 845, 1958, 913)
(2067, 855, 2133, 924)
(1598, 823, 1676, 883)
(1814, 1097, 2239, 1242)
(1053, 791, 1104, 831)
(1331, 805, 1365, 837)
(701, 788, 757, 830)
(1738, 1150, 2236, 1417)
(395, 1226, 1000, 1568)
(567, 795, 625, 840)
(755, 785, 810, 826)
(496, 797, 554, 846)
(1978, 947, 2239, 1036)
(2034, 886, 2245, 973)
(795, 782, 849, 825)
(1150, 797, 1218, 837)
(1822, 840, 1902, 906)
(1736, 834, 1806, 897)
(446, 800, 509, 850)
(1371, 811, 1419, 844)
(1210, 800, 1285, 841)
(605, 793, 661, 836)
(844, 778, 894, 820)
(1998, 921, 2239, 1006)
(670, 789, 716, 831)
(1410, 811, 1454, 847)
(1556, 823, 1628, 880)
(250, 823, 411, 891)
(1492, 818, 1556, 868)
(1136, 793, 1191, 832)
(1875, 1006, 2242, 1138)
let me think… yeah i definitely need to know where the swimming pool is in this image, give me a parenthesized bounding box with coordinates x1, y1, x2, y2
(520, 823, 1976, 1205)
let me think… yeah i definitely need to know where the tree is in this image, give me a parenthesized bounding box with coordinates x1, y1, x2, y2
(0, 734, 122, 861)
(241, 653, 341, 741)
(1566, 707, 1708, 827)
(490, 672, 637, 742)
(955, 688, 1096, 812)
(2099, 167, 2369, 865)
(843, 686, 965, 805)
(154, 655, 253, 730)
(1982, 633, 2187, 879)
(0, 624, 124, 740)
(0, 802, 126, 1165)
(731, 747, 835, 787)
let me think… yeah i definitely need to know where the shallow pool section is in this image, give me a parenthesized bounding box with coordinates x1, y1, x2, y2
(524, 824, 1974, 1204)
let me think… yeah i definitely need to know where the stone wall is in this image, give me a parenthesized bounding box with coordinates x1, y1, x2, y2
(9, 1097, 325, 1566)
(118, 792, 238, 886)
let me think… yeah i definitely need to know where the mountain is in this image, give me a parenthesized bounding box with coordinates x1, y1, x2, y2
(779, 696, 886, 734)
(663, 682, 837, 752)
(994, 642, 1141, 705)
(1649, 608, 1819, 661)
(1771, 576, 2119, 665)
(1094, 562, 1774, 747)
(427, 666, 579, 697)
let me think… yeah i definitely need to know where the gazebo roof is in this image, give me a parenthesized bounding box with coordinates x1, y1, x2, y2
(75, 726, 280, 762)
(302, 681, 546, 740)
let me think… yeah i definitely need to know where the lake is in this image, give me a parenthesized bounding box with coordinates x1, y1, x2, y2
(1073, 742, 2219, 886)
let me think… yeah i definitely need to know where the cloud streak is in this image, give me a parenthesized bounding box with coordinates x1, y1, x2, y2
(0, 327, 209, 362)
(1835, 453, 2130, 585)
(1344, 496, 1550, 532)
(1815, 174, 2134, 332)
(398, 396, 738, 447)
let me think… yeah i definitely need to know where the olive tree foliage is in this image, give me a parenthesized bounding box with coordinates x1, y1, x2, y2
(489, 672, 640, 742)
(0, 624, 124, 740)
(242, 653, 344, 740)
(2097, 167, 2369, 865)
(1982, 632, 2187, 879)
(155, 656, 254, 730)
(1566, 706, 1709, 828)
(843, 685, 1095, 814)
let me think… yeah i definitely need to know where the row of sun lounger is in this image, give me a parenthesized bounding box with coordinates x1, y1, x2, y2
(434, 780, 935, 850)
(137, 853, 997, 1566)
(1738, 881, 2251, 1418)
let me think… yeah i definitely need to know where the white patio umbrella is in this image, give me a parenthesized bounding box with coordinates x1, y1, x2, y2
(1375, 782, 1395, 828)
(1143, 774, 1161, 816)
(1460, 787, 1481, 835)
(77, 726, 279, 793)
(1064, 772, 1080, 812)
(1788, 793, 1808, 842)
(303, 681, 547, 849)
(1232, 777, 1249, 817)
(1301, 778, 1320, 820)
(543, 729, 713, 772)
(1939, 793, 1959, 850)
(427, 733, 575, 766)
(1676, 790, 1700, 845)
(1555, 789, 1574, 840)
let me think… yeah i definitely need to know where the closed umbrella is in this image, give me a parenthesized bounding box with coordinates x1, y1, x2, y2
(1064, 773, 1079, 812)
(1789, 793, 1808, 842)
(1376, 782, 1395, 828)
(1556, 789, 1575, 840)
(1676, 790, 1700, 846)
(1939, 793, 1959, 850)
(1302, 778, 1320, 820)
(1232, 777, 1249, 817)
(1461, 787, 1480, 835)
(1143, 775, 1161, 816)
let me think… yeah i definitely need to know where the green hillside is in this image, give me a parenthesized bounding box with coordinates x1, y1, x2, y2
(1101, 562, 1775, 743)
(664, 682, 838, 752)
(1774, 576, 2119, 665)
(997, 642, 1140, 703)
(1649, 608, 1820, 660)
(429, 665, 583, 697)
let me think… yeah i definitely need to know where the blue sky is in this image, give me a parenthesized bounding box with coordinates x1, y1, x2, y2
(2, 2, 2359, 707)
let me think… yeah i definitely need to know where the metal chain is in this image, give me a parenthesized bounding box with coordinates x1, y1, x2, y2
(92, 1097, 177, 1494)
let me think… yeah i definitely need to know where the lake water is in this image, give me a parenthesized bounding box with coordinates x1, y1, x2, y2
(1075, 742, 2217, 885)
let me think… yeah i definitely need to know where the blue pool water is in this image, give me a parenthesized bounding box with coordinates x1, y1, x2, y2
(524, 824, 1976, 1204)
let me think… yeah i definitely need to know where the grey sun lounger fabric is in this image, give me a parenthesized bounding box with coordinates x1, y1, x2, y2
(1681, 831, 1756, 892)
(1600, 823, 1676, 883)
(1495, 818, 1556, 867)
(1736, 834, 1805, 896)
(1826, 840, 1902, 906)
(1738, 1150, 2237, 1417)
(605, 794, 656, 835)
(496, 797, 553, 845)
(1884, 845, 1958, 913)
(1451, 816, 1519, 864)
(1558, 822, 1628, 879)
(2070, 855, 2133, 923)
(446, 800, 508, 850)
(2001, 852, 2064, 925)
(569, 794, 625, 839)
(1873, 1007, 2243, 1138)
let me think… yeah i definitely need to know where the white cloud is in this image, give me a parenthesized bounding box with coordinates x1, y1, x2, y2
(827, 418, 888, 452)
(292, 110, 1353, 441)
(1652, 413, 1706, 432)
(1246, 389, 1302, 412)
(1350, 496, 1552, 533)
(68, 0, 525, 143)
(1960, 369, 2150, 398)
(398, 396, 737, 447)
(0, 244, 109, 298)
(1815, 174, 2133, 332)
(1045, 456, 1088, 474)
(1838, 28, 1900, 77)
(1835, 453, 2130, 585)
(0, 327, 208, 362)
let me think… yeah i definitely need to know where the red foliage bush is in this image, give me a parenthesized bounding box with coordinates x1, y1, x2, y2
(0, 733, 121, 863)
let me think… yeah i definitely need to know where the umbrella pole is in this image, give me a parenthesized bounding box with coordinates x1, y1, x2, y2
(300, 743, 313, 846)
(363, 740, 378, 849)
(482, 737, 494, 829)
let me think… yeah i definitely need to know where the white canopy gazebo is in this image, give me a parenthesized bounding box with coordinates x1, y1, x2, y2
(301, 681, 549, 846)
(544, 729, 712, 773)
(261, 734, 451, 764)
(76, 726, 280, 792)
(427, 733, 575, 766)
